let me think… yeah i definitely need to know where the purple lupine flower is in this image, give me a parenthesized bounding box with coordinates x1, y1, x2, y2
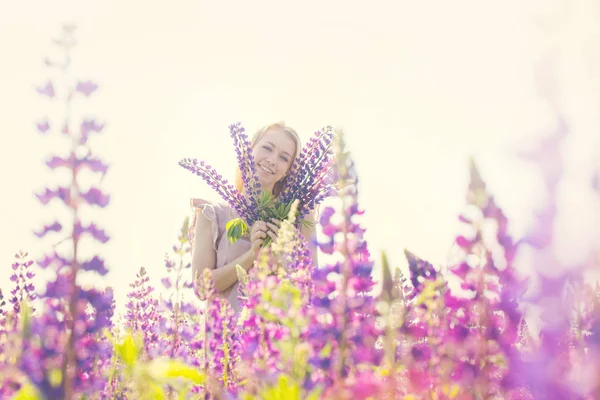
(148, 216, 206, 396)
(33, 221, 62, 238)
(404, 249, 437, 292)
(73, 221, 110, 243)
(80, 255, 109, 276)
(208, 297, 238, 394)
(36, 81, 55, 98)
(510, 112, 585, 398)
(80, 187, 110, 208)
(36, 120, 50, 134)
(35, 186, 71, 205)
(46, 153, 109, 176)
(125, 267, 160, 359)
(75, 80, 99, 97)
(412, 159, 527, 398)
(179, 157, 255, 223)
(0, 288, 6, 356)
(229, 122, 261, 201)
(79, 118, 105, 145)
(25, 24, 114, 399)
(8, 251, 37, 319)
(279, 126, 336, 218)
(308, 131, 381, 391)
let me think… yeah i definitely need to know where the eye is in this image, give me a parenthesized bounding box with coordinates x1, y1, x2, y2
(280, 155, 289, 162)
(262, 145, 272, 152)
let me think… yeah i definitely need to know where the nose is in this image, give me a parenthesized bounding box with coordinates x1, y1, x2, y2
(265, 153, 277, 166)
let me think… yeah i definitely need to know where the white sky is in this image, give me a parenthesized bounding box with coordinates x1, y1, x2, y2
(1, 0, 599, 316)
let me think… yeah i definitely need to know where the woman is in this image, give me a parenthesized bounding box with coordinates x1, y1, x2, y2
(189, 122, 318, 313)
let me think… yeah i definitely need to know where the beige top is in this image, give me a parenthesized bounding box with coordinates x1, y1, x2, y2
(189, 198, 251, 313)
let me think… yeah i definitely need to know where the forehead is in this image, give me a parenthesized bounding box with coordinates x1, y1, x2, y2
(257, 128, 297, 153)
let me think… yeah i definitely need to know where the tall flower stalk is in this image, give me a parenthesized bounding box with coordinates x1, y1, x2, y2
(25, 24, 113, 399)
(308, 130, 381, 395)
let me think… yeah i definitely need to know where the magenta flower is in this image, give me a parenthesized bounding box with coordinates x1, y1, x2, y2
(308, 132, 381, 391)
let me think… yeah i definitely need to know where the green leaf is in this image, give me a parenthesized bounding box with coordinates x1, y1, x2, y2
(300, 219, 315, 228)
(236, 264, 248, 285)
(380, 250, 394, 301)
(226, 218, 249, 244)
(115, 332, 138, 368)
(12, 384, 40, 400)
(48, 368, 62, 388)
(180, 216, 190, 243)
(259, 374, 301, 400)
(147, 359, 206, 385)
(19, 299, 32, 338)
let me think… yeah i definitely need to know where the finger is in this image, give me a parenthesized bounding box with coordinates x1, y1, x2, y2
(266, 222, 279, 232)
(270, 218, 281, 226)
(266, 230, 277, 241)
(252, 231, 266, 241)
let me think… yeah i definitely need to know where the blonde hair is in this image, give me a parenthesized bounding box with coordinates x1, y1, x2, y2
(234, 122, 301, 198)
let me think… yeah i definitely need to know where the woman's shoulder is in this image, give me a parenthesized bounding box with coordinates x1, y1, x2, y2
(189, 198, 235, 221)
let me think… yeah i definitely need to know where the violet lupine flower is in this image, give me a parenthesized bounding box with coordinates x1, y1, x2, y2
(73, 221, 110, 243)
(437, 160, 528, 397)
(308, 131, 381, 390)
(8, 251, 37, 319)
(36, 120, 50, 134)
(149, 217, 208, 395)
(75, 80, 99, 97)
(46, 153, 109, 176)
(27, 24, 114, 399)
(125, 267, 160, 359)
(36, 80, 55, 98)
(229, 122, 261, 201)
(511, 112, 585, 398)
(80, 187, 110, 208)
(34, 221, 62, 238)
(35, 186, 71, 205)
(0, 289, 6, 351)
(279, 126, 336, 218)
(208, 297, 238, 394)
(404, 249, 437, 294)
(178, 157, 253, 222)
(79, 118, 105, 145)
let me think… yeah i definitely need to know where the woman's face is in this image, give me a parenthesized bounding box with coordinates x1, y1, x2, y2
(252, 128, 296, 192)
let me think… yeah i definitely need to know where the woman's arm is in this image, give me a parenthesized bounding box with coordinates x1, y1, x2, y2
(191, 210, 254, 293)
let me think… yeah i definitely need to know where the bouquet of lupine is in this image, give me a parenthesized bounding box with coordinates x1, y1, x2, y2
(179, 122, 337, 247)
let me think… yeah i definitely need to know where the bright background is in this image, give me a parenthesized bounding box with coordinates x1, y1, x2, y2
(1, 0, 599, 315)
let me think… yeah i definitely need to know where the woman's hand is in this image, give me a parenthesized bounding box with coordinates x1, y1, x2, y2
(249, 220, 268, 258)
(249, 218, 282, 258)
(265, 218, 281, 242)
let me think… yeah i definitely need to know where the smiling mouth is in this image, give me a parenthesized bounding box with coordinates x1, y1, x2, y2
(259, 164, 274, 175)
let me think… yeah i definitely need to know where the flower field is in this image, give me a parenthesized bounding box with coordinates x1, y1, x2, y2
(1, 24, 600, 400)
